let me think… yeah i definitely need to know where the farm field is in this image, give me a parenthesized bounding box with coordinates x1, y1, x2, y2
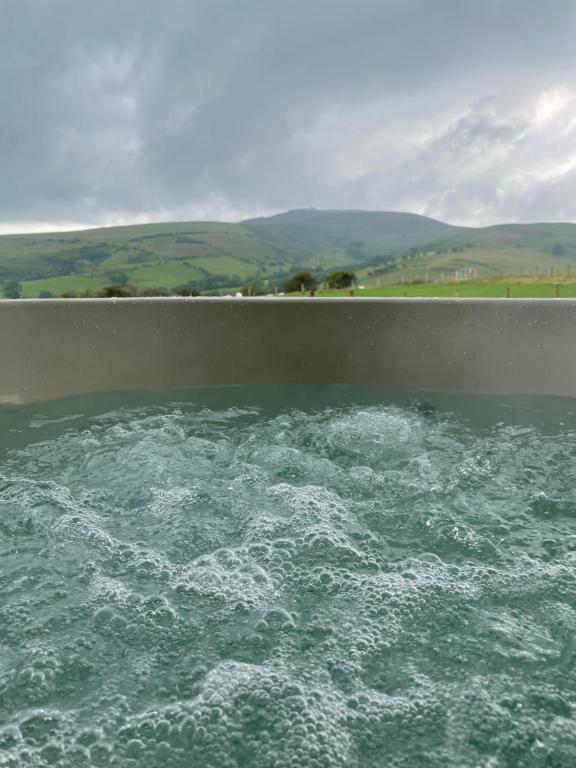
(18, 257, 255, 297)
(295, 279, 576, 299)
(19, 277, 576, 300)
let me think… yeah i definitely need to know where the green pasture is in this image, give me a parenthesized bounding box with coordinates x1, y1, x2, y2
(302, 280, 576, 299)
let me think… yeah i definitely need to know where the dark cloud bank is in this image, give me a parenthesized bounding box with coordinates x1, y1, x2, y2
(2, 0, 576, 231)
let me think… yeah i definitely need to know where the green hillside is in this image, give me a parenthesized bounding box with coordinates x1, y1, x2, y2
(0, 210, 467, 297)
(0, 221, 294, 297)
(244, 209, 463, 266)
(1, 210, 576, 297)
(365, 222, 576, 283)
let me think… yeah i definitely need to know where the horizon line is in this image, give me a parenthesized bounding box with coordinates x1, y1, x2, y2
(1, 208, 576, 237)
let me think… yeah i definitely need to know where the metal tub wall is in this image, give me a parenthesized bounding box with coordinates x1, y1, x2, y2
(0, 298, 575, 404)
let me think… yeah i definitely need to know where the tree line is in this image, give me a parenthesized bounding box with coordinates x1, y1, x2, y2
(1, 269, 357, 299)
(0, 281, 202, 299)
(284, 270, 356, 293)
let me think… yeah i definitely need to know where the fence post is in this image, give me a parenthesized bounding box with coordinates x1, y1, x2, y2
(506, 286, 511, 298)
(555, 283, 560, 298)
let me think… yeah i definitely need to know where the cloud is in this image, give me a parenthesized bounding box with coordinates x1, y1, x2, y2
(2, 0, 576, 231)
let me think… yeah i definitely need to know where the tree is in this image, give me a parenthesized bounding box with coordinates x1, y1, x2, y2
(174, 287, 201, 297)
(139, 286, 171, 297)
(3, 280, 22, 299)
(98, 284, 135, 298)
(285, 271, 318, 293)
(552, 244, 566, 256)
(38, 290, 54, 299)
(325, 270, 356, 289)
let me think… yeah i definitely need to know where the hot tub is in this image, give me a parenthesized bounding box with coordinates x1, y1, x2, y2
(1, 297, 576, 403)
(1, 298, 575, 768)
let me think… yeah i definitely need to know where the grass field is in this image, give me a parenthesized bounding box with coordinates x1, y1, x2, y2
(19, 277, 576, 299)
(2, 221, 292, 296)
(294, 279, 576, 299)
(364, 249, 576, 284)
(19, 257, 255, 297)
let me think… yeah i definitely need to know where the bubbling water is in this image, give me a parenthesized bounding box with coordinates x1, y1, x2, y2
(1, 385, 576, 767)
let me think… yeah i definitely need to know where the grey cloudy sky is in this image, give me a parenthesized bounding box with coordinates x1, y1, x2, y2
(2, 0, 576, 232)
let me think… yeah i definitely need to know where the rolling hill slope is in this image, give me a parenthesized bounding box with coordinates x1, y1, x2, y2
(0, 221, 291, 296)
(244, 209, 464, 265)
(365, 222, 576, 282)
(0, 210, 467, 296)
(1, 210, 576, 296)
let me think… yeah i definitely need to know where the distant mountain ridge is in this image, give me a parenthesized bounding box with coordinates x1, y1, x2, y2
(243, 209, 463, 265)
(1, 209, 576, 296)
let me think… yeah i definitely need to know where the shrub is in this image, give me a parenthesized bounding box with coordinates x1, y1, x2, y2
(174, 287, 201, 296)
(2, 280, 22, 299)
(285, 272, 318, 293)
(98, 284, 136, 298)
(325, 270, 356, 289)
(139, 286, 171, 297)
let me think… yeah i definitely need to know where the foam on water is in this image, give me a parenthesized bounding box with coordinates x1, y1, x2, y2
(1, 385, 576, 767)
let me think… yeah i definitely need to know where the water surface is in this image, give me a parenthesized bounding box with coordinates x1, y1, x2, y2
(1, 385, 575, 767)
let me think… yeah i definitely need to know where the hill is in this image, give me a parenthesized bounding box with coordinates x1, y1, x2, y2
(0, 221, 293, 297)
(244, 209, 462, 266)
(365, 222, 576, 283)
(0, 210, 464, 297)
(1, 211, 576, 296)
